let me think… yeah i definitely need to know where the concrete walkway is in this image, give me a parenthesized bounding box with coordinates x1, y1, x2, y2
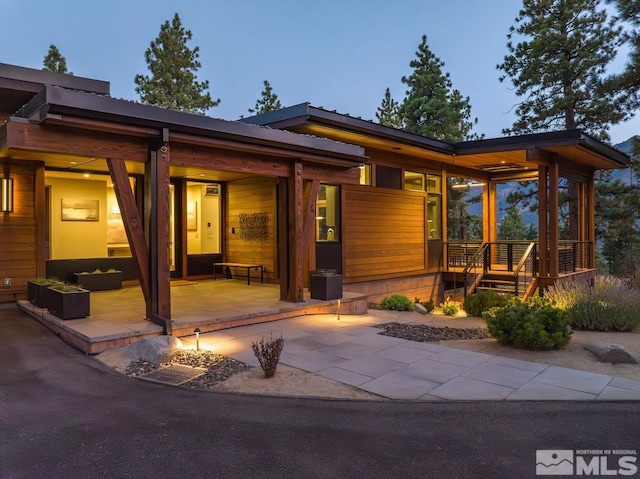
(182, 313, 640, 401)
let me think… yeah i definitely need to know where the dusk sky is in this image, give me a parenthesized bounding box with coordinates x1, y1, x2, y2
(1, 0, 637, 144)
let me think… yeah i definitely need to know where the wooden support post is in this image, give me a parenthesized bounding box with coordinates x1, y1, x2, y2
(146, 129, 172, 333)
(587, 171, 596, 268)
(548, 157, 559, 279)
(278, 178, 289, 300)
(441, 165, 448, 267)
(303, 180, 320, 287)
(107, 158, 151, 306)
(287, 160, 305, 302)
(538, 165, 549, 278)
(35, 163, 46, 278)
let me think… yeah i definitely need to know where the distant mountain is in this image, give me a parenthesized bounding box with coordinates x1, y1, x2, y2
(610, 136, 637, 184)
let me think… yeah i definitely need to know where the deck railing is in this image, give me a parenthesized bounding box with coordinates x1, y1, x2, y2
(513, 242, 536, 297)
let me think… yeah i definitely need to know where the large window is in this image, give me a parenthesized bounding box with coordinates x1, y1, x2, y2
(316, 184, 340, 241)
(404, 171, 425, 191)
(427, 174, 442, 239)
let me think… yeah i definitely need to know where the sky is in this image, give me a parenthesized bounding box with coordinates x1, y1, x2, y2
(0, 0, 637, 145)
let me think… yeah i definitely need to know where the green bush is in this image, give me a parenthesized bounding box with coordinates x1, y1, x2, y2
(546, 275, 640, 332)
(441, 303, 459, 315)
(482, 297, 571, 350)
(421, 298, 435, 313)
(380, 294, 415, 311)
(463, 290, 510, 317)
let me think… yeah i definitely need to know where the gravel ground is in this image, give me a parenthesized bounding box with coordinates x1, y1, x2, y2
(124, 350, 253, 390)
(376, 322, 490, 341)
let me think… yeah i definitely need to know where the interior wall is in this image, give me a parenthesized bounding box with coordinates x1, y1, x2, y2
(186, 183, 220, 255)
(226, 177, 277, 280)
(46, 177, 108, 259)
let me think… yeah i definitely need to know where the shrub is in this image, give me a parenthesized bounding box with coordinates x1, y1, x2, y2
(441, 303, 459, 315)
(482, 297, 571, 350)
(380, 294, 415, 312)
(463, 290, 510, 317)
(252, 334, 285, 378)
(546, 275, 640, 332)
(421, 298, 435, 313)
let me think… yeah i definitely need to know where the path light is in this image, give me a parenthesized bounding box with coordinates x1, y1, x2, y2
(194, 327, 201, 351)
(336, 299, 341, 321)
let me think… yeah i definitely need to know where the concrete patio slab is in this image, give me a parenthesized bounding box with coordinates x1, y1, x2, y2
(532, 366, 613, 395)
(320, 341, 380, 360)
(397, 358, 471, 383)
(280, 350, 345, 373)
(357, 371, 441, 400)
(374, 344, 437, 364)
(335, 356, 406, 377)
(597, 386, 640, 400)
(462, 362, 539, 389)
(429, 377, 515, 400)
(317, 366, 374, 387)
(507, 382, 597, 401)
(427, 348, 494, 368)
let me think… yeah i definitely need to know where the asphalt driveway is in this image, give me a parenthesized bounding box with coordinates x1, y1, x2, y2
(1, 305, 638, 479)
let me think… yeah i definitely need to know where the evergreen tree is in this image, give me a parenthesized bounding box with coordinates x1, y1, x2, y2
(43, 45, 72, 75)
(497, 0, 624, 141)
(247, 80, 282, 115)
(400, 35, 479, 142)
(375, 88, 403, 128)
(607, 0, 640, 111)
(498, 204, 530, 240)
(447, 178, 483, 240)
(134, 13, 219, 114)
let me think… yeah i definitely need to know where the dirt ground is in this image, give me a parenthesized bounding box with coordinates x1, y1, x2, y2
(96, 309, 640, 399)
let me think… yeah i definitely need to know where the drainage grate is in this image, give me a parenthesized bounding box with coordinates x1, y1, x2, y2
(140, 364, 207, 386)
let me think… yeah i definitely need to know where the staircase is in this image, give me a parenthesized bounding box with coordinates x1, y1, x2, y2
(448, 241, 538, 300)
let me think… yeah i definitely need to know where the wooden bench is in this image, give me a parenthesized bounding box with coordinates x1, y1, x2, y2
(213, 263, 264, 285)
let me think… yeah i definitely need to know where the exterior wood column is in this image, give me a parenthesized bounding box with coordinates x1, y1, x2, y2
(441, 165, 448, 266)
(548, 156, 560, 278)
(587, 171, 596, 268)
(107, 158, 151, 307)
(538, 165, 549, 279)
(483, 181, 498, 243)
(35, 163, 46, 278)
(277, 161, 306, 302)
(145, 129, 172, 333)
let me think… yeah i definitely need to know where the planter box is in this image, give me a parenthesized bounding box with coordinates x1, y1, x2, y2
(27, 280, 61, 308)
(73, 271, 122, 291)
(310, 272, 343, 300)
(46, 287, 90, 320)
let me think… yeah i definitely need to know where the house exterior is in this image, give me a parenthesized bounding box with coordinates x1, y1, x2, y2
(0, 63, 629, 335)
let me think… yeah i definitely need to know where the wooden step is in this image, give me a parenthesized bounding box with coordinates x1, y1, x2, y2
(480, 279, 516, 286)
(476, 286, 516, 293)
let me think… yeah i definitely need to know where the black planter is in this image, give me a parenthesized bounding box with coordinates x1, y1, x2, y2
(27, 280, 60, 308)
(73, 271, 122, 291)
(46, 287, 90, 320)
(310, 272, 343, 300)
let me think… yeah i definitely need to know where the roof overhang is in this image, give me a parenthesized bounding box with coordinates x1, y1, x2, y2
(12, 87, 365, 166)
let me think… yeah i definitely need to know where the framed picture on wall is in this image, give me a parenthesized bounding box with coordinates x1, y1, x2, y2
(61, 198, 99, 221)
(187, 201, 197, 230)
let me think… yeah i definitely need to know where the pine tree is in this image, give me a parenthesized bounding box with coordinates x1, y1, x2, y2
(607, 0, 640, 111)
(447, 178, 483, 240)
(400, 35, 479, 142)
(43, 45, 72, 75)
(498, 204, 530, 240)
(375, 88, 403, 128)
(247, 80, 282, 115)
(134, 13, 219, 114)
(497, 0, 624, 140)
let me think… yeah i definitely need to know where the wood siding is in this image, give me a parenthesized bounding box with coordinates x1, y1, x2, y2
(226, 177, 277, 280)
(0, 162, 39, 302)
(343, 187, 427, 281)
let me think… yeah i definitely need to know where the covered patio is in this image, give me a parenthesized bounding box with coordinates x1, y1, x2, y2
(17, 279, 367, 354)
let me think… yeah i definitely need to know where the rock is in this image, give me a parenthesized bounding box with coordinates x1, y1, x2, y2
(584, 341, 640, 364)
(125, 336, 183, 363)
(414, 303, 428, 315)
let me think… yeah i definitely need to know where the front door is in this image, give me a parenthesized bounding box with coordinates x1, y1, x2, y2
(315, 184, 342, 274)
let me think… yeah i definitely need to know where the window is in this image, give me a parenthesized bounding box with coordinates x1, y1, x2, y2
(359, 163, 372, 185)
(427, 195, 442, 239)
(427, 174, 442, 193)
(404, 171, 425, 191)
(316, 184, 340, 241)
(376, 165, 403, 189)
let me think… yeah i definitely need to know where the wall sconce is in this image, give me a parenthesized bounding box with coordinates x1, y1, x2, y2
(0, 178, 13, 212)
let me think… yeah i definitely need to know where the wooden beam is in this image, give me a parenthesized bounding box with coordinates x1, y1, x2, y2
(538, 165, 548, 278)
(107, 158, 151, 306)
(35, 163, 46, 278)
(277, 178, 289, 300)
(6, 121, 148, 162)
(549, 157, 559, 278)
(302, 180, 320, 287)
(587, 171, 596, 267)
(147, 129, 172, 333)
(287, 160, 305, 302)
